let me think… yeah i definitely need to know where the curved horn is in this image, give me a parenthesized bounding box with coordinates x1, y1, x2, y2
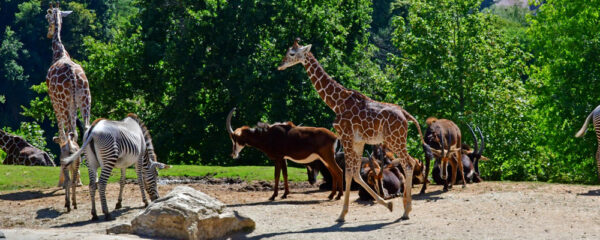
(226, 107, 236, 135)
(466, 123, 478, 154)
(476, 126, 485, 155)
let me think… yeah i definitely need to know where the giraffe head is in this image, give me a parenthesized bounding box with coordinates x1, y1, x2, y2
(45, 2, 72, 39)
(277, 38, 312, 70)
(53, 132, 79, 162)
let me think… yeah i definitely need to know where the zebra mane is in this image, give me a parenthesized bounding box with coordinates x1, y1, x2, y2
(126, 113, 157, 162)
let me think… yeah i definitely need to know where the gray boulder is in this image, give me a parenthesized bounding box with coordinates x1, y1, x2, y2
(108, 186, 254, 240)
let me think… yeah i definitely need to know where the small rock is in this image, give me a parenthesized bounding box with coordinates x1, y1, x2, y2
(106, 223, 132, 234)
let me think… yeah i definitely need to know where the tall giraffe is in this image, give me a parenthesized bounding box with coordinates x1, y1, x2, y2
(0, 129, 55, 166)
(45, 2, 90, 186)
(278, 39, 433, 221)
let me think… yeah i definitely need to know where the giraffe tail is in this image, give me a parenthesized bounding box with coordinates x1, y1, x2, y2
(401, 109, 434, 160)
(575, 111, 594, 138)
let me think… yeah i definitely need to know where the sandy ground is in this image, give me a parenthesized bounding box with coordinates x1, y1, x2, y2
(1, 179, 600, 239)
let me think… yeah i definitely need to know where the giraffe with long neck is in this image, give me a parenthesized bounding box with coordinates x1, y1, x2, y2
(0, 129, 55, 166)
(278, 39, 434, 221)
(46, 2, 89, 186)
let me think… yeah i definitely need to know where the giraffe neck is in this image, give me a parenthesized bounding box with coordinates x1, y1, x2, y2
(52, 19, 69, 63)
(302, 52, 350, 113)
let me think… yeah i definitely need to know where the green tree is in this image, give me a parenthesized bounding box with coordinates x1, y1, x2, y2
(391, 0, 534, 180)
(528, 0, 600, 183)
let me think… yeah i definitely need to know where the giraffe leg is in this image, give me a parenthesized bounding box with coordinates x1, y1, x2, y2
(336, 164, 353, 222)
(63, 165, 71, 212)
(116, 168, 126, 209)
(71, 161, 79, 209)
(400, 158, 414, 220)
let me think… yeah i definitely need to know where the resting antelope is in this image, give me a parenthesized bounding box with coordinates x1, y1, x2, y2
(433, 124, 488, 184)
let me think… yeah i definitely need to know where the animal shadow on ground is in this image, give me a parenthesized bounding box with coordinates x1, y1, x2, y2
(413, 189, 444, 201)
(235, 218, 406, 239)
(36, 208, 63, 219)
(51, 206, 144, 228)
(0, 189, 61, 201)
(227, 199, 327, 208)
(577, 189, 600, 196)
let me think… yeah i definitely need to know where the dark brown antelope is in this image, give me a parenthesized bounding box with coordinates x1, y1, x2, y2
(433, 124, 488, 184)
(422, 117, 465, 193)
(226, 108, 344, 200)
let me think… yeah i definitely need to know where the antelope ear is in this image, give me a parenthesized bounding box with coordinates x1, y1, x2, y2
(61, 11, 72, 17)
(480, 155, 490, 161)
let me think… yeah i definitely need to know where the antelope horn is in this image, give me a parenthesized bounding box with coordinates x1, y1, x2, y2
(477, 126, 485, 155)
(467, 123, 479, 154)
(226, 107, 236, 136)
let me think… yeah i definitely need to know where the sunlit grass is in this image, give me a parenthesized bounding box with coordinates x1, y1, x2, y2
(0, 165, 308, 192)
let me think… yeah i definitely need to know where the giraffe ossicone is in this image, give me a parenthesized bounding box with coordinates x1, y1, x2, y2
(278, 38, 434, 221)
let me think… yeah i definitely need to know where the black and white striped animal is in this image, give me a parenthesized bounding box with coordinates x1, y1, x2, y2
(61, 113, 169, 220)
(575, 105, 600, 181)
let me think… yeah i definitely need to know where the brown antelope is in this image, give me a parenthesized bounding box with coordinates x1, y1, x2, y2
(422, 117, 465, 193)
(226, 108, 344, 200)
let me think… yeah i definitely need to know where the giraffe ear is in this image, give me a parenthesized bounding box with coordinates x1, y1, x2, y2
(53, 136, 61, 144)
(60, 11, 72, 17)
(301, 44, 312, 53)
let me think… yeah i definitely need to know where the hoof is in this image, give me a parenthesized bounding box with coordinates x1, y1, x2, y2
(281, 194, 288, 199)
(335, 194, 342, 200)
(115, 202, 122, 209)
(73, 204, 77, 210)
(104, 214, 115, 221)
(268, 196, 276, 201)
(400, 215, 410, 220)
(143, 201, 149, 208)
(91, 214, 99, 221)
(335, 217, 345, 223)
(327, 194, 334, 200)
(66, 207, 71, 212)
(387, 201, 393, 212)
(462, 184, 466, 188)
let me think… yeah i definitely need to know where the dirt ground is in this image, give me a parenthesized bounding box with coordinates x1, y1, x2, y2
(1, 179, 600, 239)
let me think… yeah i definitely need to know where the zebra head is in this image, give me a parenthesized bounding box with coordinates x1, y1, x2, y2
(143, 151, 170, 201)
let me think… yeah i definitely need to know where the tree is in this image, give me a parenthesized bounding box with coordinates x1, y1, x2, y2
(528, 0, 600, 183)
(390, 0, 534, 180)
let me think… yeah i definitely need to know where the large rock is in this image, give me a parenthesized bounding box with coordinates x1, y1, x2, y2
(110, 186, 254, 240)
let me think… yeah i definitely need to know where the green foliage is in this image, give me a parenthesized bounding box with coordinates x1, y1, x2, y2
(0, 165, 308, 191)
(390, 0, 534, 180)
(528, 0, 600, 183)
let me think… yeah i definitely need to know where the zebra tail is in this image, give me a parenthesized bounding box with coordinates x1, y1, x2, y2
(61, 135, 93, 166)
(575, 111, 594, 138)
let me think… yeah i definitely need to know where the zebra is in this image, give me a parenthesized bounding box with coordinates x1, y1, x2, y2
(575, 105, 600, 181)
(61, 113, 169, 220)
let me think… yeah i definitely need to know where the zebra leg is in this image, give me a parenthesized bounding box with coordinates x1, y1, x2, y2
(88, 167, 98, 220)
(136, 161, 149, 207)
(98, 164, 115, 221)
(116, 168, 126, 209)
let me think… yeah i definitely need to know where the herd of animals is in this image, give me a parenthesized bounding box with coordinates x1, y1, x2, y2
(1, 3, 600, 223)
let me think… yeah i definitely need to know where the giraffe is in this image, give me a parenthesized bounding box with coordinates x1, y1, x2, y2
(278, 39, 433, 221)
(45, 2, 90, 186)
(0, 129, 55, 166)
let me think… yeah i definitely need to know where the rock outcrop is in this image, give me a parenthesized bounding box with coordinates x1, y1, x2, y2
(107, 186, 254, 240)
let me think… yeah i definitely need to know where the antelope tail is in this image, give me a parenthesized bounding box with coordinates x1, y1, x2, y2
(575, 111, 594, 138)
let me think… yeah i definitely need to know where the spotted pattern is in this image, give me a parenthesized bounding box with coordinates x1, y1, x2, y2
(279, 40, 424, 221)
(0, 130, 55, 166)
(46, 6, 90, 186)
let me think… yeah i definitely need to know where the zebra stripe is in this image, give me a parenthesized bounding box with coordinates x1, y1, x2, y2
(575, 105, 600, 181)
(62, 114, 167, 220)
